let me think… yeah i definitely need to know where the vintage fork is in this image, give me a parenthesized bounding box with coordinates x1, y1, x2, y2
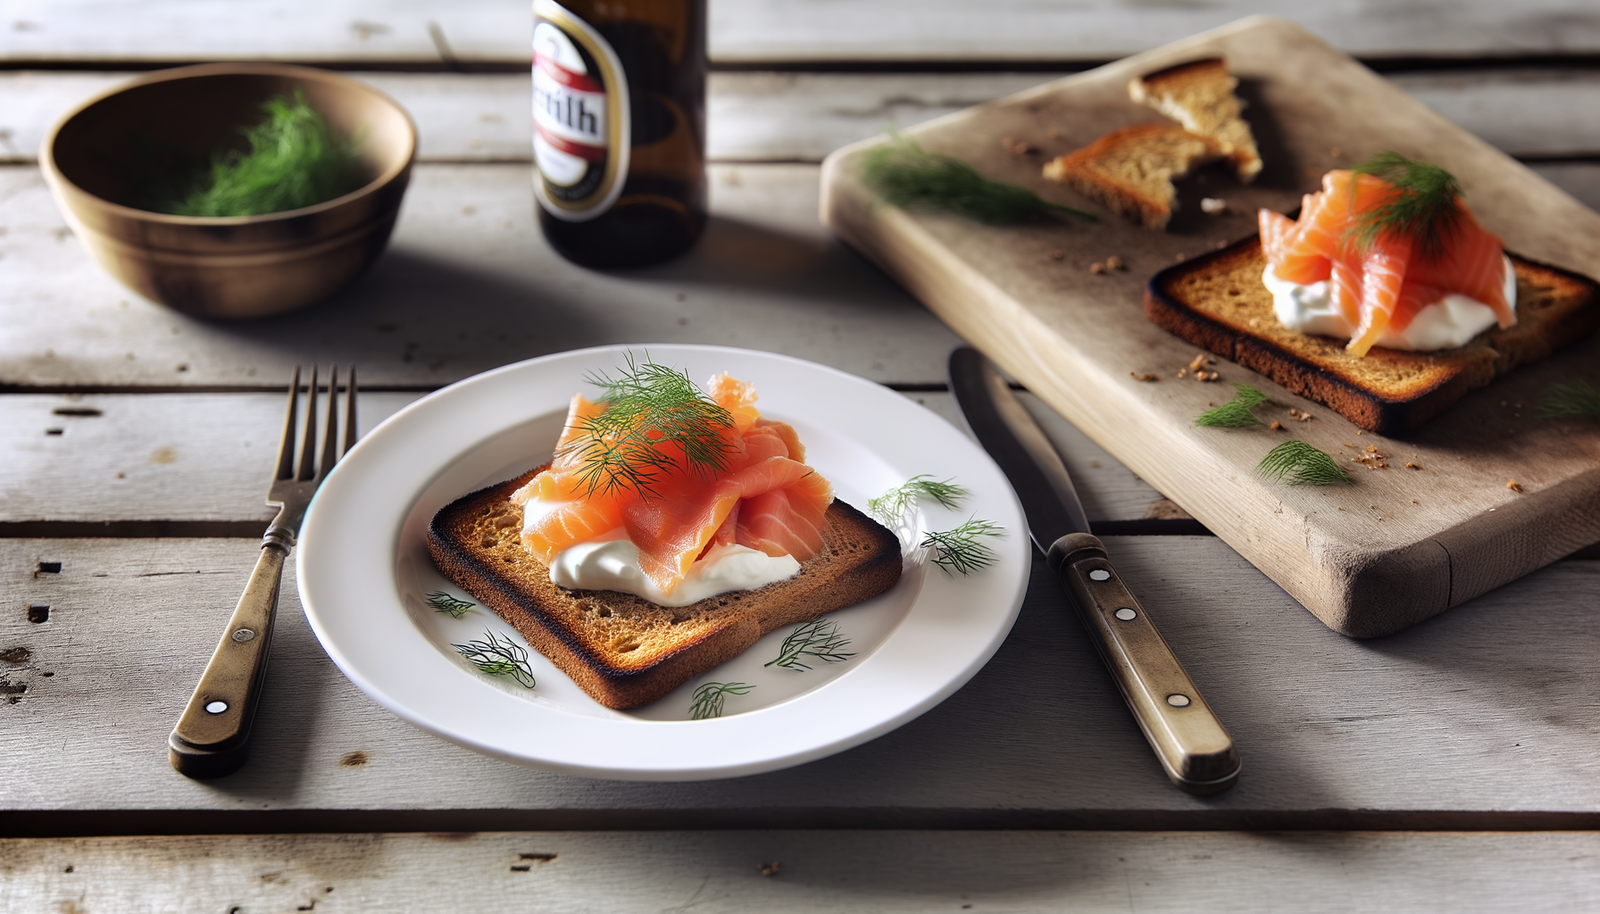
(168, 365, 358, 778)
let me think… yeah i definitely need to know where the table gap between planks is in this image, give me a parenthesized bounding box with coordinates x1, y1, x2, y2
(2, 3, 1599, 909)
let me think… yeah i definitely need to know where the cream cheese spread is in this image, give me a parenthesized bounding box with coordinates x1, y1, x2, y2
(523, 500, 800, 607)
(1262, 254, 1515, 350)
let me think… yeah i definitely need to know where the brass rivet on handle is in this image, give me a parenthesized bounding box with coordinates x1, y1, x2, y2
(205, 700, 228, 714)
(1114, 607, 1137, 621)
(1089, 569, 1111, 581)
(232, 628, 256, 642)
(1166, 694, 1192, 708)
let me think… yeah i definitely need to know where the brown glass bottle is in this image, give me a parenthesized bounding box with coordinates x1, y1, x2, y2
(533, 0, 706, 269)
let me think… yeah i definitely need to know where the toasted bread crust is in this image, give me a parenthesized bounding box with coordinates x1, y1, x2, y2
(1129, 58, 1262, 183)
(1144, 237, 1600, 434)
(1042, 124, 1225, 229)
(427, 468, 903, 709)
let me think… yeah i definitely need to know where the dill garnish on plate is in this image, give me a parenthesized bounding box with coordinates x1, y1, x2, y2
(557, 353, 737, 500)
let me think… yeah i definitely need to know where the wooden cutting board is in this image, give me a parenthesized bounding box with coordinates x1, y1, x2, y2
(820, 16, 1600, 637)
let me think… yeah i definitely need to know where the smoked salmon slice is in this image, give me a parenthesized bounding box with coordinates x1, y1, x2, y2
(515, 375, 834, 595)
(1258, 168, 1514, 357)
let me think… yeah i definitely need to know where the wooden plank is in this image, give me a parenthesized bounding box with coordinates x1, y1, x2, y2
(2, 536, 1595, 828)
(2, 831, 1599, 913)
(0, 161, 965, 388)
(0, 391, 1173, 529)
(820, 18, 1600, 637)
(11, 70, 1600, 166)
(8, 2, 1600, 65)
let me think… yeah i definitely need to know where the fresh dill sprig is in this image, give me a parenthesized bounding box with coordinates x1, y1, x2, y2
(867, 474, 969, 522)
(557, 353, 737, 500)
(426, 590, 475, 618)
(451, 630, 536, 689)
(922, 517, 1005, 575)
(689, 681, 754, 720)
(1349, 152, 1464, 262)
(1256, 440, 1352, 486)
(1194, 384, 1270, 427)
(1539, 380, 1600, 418)
(166, 90, 361, 217)
(861, 135, 1096, 224)
(764, 619, 856, 672)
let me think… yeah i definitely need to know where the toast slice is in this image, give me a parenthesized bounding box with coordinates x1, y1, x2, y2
(1042, 124, 1226, 229)
(427, 467, 904, 710)
(1145, 237, 1600, 435)
(1129, 58, 1262, 183)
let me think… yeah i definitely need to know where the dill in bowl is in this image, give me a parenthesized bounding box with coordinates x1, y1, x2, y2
(163, 90, 362, 217)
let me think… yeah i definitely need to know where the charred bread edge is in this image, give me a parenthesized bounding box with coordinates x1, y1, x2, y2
(1134, 57, 1227, 86)
(426, 469, 903, 709)
(1143, 235, 1600, 436)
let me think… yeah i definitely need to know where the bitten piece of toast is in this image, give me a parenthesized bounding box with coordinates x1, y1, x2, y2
(1144, 237, 1600, 435)
(1042, 124, 1225, 229)
(1129, 58, 1262, 183)
(427, 467, 904, 710)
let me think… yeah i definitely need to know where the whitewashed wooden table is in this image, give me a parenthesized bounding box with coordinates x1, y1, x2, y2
(2, 3, 1598, 911)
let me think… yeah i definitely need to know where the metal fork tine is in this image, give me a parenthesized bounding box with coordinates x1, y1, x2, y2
(298, 364, 319, 481)
(320, 364, 341, 476)
(276, 365, 301, 481)
(344, 365, 359, 456)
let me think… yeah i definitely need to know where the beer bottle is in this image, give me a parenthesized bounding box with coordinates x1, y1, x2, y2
(533, 0, 707, 269)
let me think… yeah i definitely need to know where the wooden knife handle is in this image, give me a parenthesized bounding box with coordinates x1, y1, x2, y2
(1046, 532, 1240, 794)
(168, 542, 285, 779)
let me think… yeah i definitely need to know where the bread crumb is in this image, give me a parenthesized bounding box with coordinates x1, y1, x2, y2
(1287, 408, 1313, 421)
(1411, 499, 1418, 504)
(115, 470, 125, 478)
(1176, 368, 1187, 378)
(758, 861, 781, 877)
(1105, 255, 1124, 270)
(1195, 370, 1220, 382)
(1344, 442, 1355, 448)
(1129, 371, 1157, 382)
(1507, 479, 1523, 493)
(1405, 461, 1421, 470)
(1188, 354, 1212, 371)
(1337, 505, 1344, 510)
(1364, 444, 1378, 453)
(1355, 429, 1363, 435)
(1270, 420, 1283, 430)
(1088, 460, 1100, 467)
(1091, 262, 1105, 274)
(1200, 197, 1228, 214)
(1175, 252, 1187, 262)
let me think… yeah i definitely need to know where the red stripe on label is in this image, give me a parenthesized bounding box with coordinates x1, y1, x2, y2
(536, 55, 602, 94)
(536, 125, 606, 163)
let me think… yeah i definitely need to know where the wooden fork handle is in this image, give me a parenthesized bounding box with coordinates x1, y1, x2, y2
(168, 539, 286, 779)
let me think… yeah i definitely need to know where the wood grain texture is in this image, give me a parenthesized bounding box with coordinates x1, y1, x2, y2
(820, 17, 1600, 636)
(0, 161, 963, 388)
(2, 831, 1599, 913)
(1, 537, 1595, 828)
(8, 0, 1600, 65)
(11, 70, 1600, 167)
(0, 391, 1172, 529)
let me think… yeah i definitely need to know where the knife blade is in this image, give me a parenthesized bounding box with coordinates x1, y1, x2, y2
(948, 347, 1239, 794)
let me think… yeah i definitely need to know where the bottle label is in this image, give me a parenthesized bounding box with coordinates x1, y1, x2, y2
(533, 0, 630, 222)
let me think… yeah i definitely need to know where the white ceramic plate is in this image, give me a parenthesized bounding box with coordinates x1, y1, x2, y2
(298, 344, 1028, 780)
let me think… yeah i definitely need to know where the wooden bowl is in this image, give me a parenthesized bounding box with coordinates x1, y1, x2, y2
(40, 63, 416, 320)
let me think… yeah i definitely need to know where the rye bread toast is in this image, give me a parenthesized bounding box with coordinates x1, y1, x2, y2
(1128, 58, 1262, 183)
(1145, 236, 1600, 435)
(427, 466, 904, 710)
(1041, 124, 1226, 229)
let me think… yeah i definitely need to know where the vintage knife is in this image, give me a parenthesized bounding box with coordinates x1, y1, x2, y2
(948, 347, 1240, 794)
